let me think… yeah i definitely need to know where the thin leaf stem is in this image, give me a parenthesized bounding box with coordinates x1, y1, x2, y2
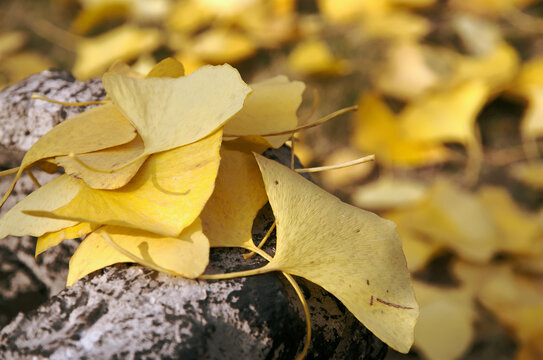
(31, 94, 107, 107)
(243, 221, 276, 260)
(295, 154, 375, 173)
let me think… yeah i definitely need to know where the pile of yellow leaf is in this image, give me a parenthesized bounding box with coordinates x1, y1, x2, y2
(3, 0, 543, 358)
(0, 58, 419, 358)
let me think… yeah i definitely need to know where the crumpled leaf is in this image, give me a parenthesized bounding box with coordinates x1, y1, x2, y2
(400, 80, 489, 144)
(224, 75, 305, 148)
(200, 149, 268, 250)
(413, 281, 475, 360)
(0, 175, 81, 239)
(102, 64, 251, 165)
(352, 92, 449, 166)
(73, 24, 163, 80)
(67, 219, 209, 286)
(36, 222, 99, 257)
(27, 130, 222, 238)
(254, 154, 418, 353)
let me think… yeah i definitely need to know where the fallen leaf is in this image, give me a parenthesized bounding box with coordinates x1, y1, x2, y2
(36, 222, 100, 256)
(400, 80, 489, 144)
(405, 179, 498, 262)
(224, 75, 305, 148)
(27, 130, 222, 238)
(189, 28, 256, 64)
(288, 39, 351, 76)
(72, 25, 163, 80)
(254, 154, 418, 353)
(0, 175, 81, 239)
(509, 161, 543, 189)
(413, 281, 475, 360)
(352, 176, 427, 210)
(102, 64, 251, 165)
(352, 92, 449, 167)
(67, 219, 209, 286)
(200, 148, 268, 250)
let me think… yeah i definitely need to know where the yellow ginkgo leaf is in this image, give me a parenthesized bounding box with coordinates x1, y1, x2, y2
(352, 92, 449, 167)
(28, 130, 223, 238)
(54, 136, 146, 189)
(224, 75, 305, 148)
(254, 154, 418, 353)
(200, 149, 268, 250)
(352, 176, 427, 210)
(288, 39, 351, 76)
(413, 281, 475, 360)
(19, 103, 136, 173)
(36, 222, 100, 257)
(384, 211, 443, 272)
(102, 64, 251, 166)
(189, 28, 256, 64)
(478, 268, 543, 342)
(0, 103, 137, 206)
(0, 175, 81, 239)
(67, 219, 209, 286)
(509, 161, 543, 189)
(146, 57, 185, 78)
(521, 88, 543, 141)
(405, 179, 498, 262)
(399, 80, 489, 144)
(478, 186, 543, 256)
(374, 41, 439, 100)
(509, 56, 543, 98)
(72, 25, 162, 80)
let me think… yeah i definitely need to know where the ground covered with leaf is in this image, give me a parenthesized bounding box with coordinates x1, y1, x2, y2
(2, 1, 543, 359)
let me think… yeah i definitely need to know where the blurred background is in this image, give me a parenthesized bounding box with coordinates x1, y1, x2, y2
(2, 0, 543, 359)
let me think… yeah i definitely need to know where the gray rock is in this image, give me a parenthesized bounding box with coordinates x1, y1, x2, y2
(0, 70, 387, 359)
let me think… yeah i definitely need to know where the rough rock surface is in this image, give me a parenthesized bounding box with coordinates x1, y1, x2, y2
(0, 70, 388, 359)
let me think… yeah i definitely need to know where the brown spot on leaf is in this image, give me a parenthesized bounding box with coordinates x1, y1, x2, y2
(376, 297, 414, 310)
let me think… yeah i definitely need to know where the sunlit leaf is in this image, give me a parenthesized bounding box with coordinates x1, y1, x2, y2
(0, 175, 80, 239)
(36, 222, 99, 256)
(200, 149, 268, 250)
(413, 281, 475, 360)
(53, 136, 146, 190)
(352, 176, 427, 210)
(224, 75, 305, 148)
(400, 81, 489, 144)
(352, 92, 449, 167)
(288, 39, 351, 76)
(67, 219, 209, 286)
(189, 28, 256, 64)
(255, 154, 418, 353)
(27, 130, 222, 238)
(102, 64, 251, 163)
(73, 25, 162, 80)
(405, 179, 498, 262)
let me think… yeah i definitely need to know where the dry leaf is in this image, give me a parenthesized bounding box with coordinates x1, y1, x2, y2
(73, 25, 162, 80)
(0, 175, 80, 239)
(352, 176, 427, 210)
(400, 81, 489, 144)
(352, 92, 449, 167)
(255, 154, 418, 353)
(224, 75, 305, 148)
(27, 130, 222, 238)
(36, 222, 99, 256)
(200, 149, 268, 250)
(67, 219, 209, 286)
(102, 64, 251, 163)
(413, 281, 475, 360)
